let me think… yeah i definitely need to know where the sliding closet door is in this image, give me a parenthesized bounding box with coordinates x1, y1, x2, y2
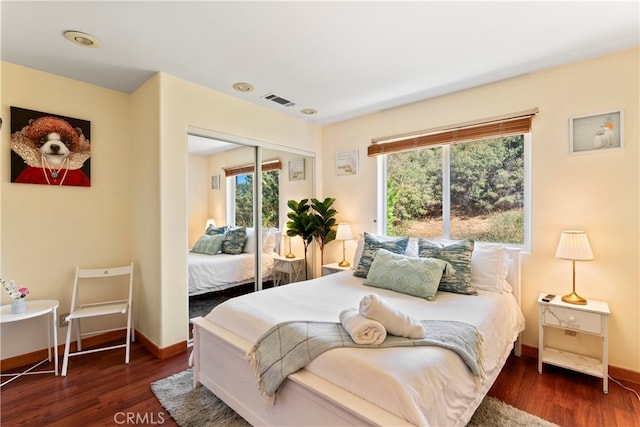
(187, 134, 316, 299)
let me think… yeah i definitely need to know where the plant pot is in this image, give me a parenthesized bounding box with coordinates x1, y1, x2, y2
(11, 298, 27, 314)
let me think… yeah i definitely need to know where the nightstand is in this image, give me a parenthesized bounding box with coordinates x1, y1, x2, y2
(321, 263, 351, 276)
(537, 293, 610, 393)
(273, 257, 305, 286)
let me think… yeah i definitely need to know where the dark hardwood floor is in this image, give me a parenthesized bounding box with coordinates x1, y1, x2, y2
(1, 343, 638, 426)
(488, 355, 640, 427)
(1, 342, 188, 427)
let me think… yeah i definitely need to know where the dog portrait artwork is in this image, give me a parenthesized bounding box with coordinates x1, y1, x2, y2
(10, 107, 91, 186)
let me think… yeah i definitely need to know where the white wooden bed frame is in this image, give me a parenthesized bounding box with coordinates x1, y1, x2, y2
(190, 248, 522, 426)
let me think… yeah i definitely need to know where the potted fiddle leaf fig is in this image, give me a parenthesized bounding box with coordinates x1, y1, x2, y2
(286, 199, 315, 279)
(311, 197, 337, 266)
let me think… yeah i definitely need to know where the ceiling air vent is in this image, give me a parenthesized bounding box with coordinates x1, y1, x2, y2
(262, 93, 296, 108)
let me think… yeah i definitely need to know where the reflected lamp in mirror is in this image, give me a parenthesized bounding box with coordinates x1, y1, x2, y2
(284, 223, 296, 259)
(336, 223, 353, 267)
(205, 219, 217, 231)
(555, 230, 594, 305)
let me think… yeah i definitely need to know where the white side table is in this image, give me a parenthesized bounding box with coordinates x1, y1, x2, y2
(537, 293, 610, 393)
(0, 299, 59, 386)
(273, 257, 305, 286)
(321, 262, 351, 276)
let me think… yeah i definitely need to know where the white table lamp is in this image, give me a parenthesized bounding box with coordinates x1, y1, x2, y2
(555, 230, 594, 305)
(336, 223, 353, 267)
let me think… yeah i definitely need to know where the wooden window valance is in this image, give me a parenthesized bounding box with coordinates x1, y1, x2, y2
(223, 159, 282, 177)
(368, 108, 538, 157)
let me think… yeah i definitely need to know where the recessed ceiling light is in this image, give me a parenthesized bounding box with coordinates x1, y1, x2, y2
(232, 82, 254, 92)
(63, 31, 101, 48)
(300, 108, 318, 115)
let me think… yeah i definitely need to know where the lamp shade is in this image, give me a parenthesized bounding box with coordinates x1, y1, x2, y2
(205, 218, 217, 228)
(336, 223, 353, 241)
(555, 230, 594, 261)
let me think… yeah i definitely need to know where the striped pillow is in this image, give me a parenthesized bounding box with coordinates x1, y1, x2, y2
(222, 227, 248, 255)
(353, 232, 409, 278)
(205, 225, 228, 235)
(418, 238, 476, 295)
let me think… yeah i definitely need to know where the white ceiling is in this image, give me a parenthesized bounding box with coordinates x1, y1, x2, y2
(1, 1, 638, 126)
(187, 134, 237, 156)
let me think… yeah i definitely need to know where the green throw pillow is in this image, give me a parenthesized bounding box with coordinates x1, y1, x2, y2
(190, 234, 225, 255)
(364, 248, 454, 300)
(353, 232, 409, 278)
(418, 238, 476, 295)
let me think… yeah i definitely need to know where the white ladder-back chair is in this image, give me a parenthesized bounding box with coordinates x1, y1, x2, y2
(61, 263, 134, 376)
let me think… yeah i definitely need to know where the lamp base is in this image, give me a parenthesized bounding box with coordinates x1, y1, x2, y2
(338, 259, 350, 267)
(562, 291, 587, 305)
(285, 253, 296, 259)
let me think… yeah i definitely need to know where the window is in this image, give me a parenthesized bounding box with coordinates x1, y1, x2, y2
(232, 170, 280, 228)
(372, 111, 534, 247)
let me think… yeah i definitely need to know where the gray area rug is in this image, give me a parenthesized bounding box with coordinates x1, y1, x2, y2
(189, 283, 271, 319)
(151, 369, 558, 427)
(189, 293, 232, 319)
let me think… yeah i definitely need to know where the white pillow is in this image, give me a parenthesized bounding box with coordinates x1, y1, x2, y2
(405, 237, 419, 257)
(470, 245, 510, 292)
(273, 230, 282, 254)
(243, 227, 256, 254)
(352, 233, 364, 269)
(262, 228, 277, 254)
(242, 227, 279, 254)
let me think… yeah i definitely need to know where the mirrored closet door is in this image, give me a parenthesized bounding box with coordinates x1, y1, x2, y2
(186, 133, 314, 322)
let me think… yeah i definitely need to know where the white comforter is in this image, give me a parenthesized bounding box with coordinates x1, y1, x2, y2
(205, 271, 524, 426)
(188, 252, 276, 295)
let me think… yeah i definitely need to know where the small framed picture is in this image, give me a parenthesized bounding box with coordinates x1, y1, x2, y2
(289, 158, 305, 181)
(336, 150, 358, 176)
(211, 174, 220, 190)
(569, 110, 623, 155)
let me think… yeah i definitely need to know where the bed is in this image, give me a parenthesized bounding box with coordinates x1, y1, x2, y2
(188, 252, 278, 295)
(188, 227, 281, 296)
(191, 239, 524, 426)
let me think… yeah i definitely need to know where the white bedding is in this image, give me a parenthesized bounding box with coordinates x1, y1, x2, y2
(205, 270, 525, 426)
(188, 252, 276, 296)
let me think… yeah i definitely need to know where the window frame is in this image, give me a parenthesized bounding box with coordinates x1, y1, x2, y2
(226, 168, 280, 229)
(377, 133, 531, 250)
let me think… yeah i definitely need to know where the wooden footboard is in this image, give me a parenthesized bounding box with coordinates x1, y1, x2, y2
(190, 316, 411, 427)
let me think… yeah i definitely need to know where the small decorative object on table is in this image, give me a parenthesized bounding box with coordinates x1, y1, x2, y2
(2, 278, 30, 314)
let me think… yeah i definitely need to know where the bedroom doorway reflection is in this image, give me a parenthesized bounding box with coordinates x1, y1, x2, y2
(186, 133, 315, 323)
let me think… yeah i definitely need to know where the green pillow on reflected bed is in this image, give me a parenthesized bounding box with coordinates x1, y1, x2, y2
(190, 234, 225, 255)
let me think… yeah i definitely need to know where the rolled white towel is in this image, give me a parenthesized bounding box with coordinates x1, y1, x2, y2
(339, 308, 387, 345)
(359, 294, 425, 339)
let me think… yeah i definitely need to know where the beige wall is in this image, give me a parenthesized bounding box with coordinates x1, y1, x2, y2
(130, 74, 162, 346)
(321, 48, 640, 371)
(1, 62, 133, 358)
(188, 154, 209, 247)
